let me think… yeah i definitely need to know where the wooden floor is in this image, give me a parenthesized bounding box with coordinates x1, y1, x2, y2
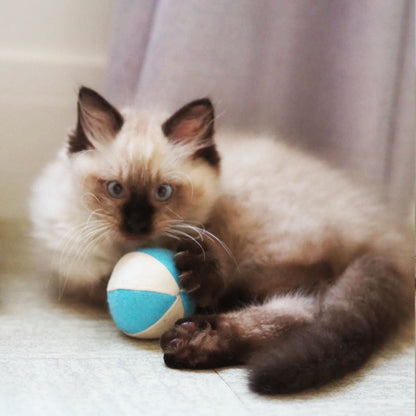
(0, 221, 414, 416)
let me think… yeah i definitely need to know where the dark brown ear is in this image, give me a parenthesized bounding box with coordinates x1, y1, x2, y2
(162, 98, 220, 167)
(162, 98, 215, 143)
(68, 87, 124, 153)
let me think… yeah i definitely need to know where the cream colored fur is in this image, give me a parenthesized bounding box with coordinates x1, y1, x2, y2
(29, 109, 412, 298)
(213, 135, 412, 279)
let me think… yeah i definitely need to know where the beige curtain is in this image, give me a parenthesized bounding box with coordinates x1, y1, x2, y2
(106, 0, 414, 216)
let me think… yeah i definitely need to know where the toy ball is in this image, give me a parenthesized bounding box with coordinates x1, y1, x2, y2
(107, 248, 196, 339)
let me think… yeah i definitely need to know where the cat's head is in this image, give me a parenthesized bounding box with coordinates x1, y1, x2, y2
(68, 87, 221, 246)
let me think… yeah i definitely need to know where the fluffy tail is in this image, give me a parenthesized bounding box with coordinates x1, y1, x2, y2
(248, 254, 414, 394)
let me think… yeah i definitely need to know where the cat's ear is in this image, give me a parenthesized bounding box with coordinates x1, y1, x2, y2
(68, 87, 124, 153)
(162, 98, 220, 166)
(162, 98, 215, 144)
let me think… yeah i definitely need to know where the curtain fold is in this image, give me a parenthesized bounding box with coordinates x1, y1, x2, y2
(106, 0, 414, 215)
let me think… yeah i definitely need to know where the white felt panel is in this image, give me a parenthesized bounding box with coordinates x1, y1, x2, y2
(107, 252, 179, 296)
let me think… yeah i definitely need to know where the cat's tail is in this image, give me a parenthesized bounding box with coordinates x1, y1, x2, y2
(248, 254, 414, 394)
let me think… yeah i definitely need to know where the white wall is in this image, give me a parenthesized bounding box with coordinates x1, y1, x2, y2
(0, 0, 114, 219)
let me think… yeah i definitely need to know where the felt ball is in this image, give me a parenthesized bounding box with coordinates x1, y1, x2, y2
(107, 248, 196, 339)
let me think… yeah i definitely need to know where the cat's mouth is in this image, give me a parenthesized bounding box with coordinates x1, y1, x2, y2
(124, 234, 143, 242)
(115, 226, 166, 249)
(113, 230, 148, 248)
(114, 220, 169, 248)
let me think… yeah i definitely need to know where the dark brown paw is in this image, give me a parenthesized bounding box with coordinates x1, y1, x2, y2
(174, 238, 224, 307)
(160, 315, 236, 369)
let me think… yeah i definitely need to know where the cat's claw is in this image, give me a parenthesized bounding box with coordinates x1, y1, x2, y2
(161, 316, 233, 369)
(174, 238, 224, 307)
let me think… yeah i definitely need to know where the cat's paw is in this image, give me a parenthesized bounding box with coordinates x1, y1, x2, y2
(174, 238, 224, 307)
(160, 315, 236, 369)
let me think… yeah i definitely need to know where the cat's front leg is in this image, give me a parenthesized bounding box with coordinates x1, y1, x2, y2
(161, 294, 316, 369)
(56, 273, 109, 306)
(174, 236, 227, 308)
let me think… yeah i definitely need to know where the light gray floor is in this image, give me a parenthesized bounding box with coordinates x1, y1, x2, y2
(0, 221, 414, 416)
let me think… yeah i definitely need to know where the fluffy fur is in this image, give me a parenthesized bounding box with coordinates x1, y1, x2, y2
(30, 87, 414, 394)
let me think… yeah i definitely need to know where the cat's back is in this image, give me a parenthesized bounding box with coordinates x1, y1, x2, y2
(216, 132, 360, 209)
(214, 132, 410, 271)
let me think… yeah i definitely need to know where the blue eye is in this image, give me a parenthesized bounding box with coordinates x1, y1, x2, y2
(154, 184, 173, 201)
(107, 181, 125, 198)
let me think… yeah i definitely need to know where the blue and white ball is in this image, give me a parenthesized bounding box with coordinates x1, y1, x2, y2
(107, 248, 196, 339)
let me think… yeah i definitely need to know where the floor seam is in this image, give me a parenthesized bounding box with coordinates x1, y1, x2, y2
(214, 369, 251, 414)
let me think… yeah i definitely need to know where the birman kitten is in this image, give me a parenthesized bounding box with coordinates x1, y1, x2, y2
(30, 87, 414, 394)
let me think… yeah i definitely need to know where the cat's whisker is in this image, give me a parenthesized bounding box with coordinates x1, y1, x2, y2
(166, 228, 206, 259)
(53, 219, 111, 289)
(88, 208, 109, 219)
(81, 192, 101, 207)
(70, 223, 111, 266)
(53, 221, 96, 273)
(72, 229, 108, 272)
(180, 224, 205, 241)
(163, 231, 181, 241)
(212, 108, 226, 123)
(61, 222, 107, 262)
(166, 208, 184, 220)
(57, 223, 113, 299)
(200, 229, 238, 269)
(86, 209, 104, 226)
(58, 230, 110, 299)
(170, 221, 237, 268)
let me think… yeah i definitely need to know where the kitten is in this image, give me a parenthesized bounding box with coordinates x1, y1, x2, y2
(30, 87, 414, 394)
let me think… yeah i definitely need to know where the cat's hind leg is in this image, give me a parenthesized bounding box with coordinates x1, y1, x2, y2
(160, 293, 317, 369)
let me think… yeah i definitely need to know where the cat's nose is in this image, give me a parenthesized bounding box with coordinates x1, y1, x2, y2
(125, 215, 151, 235)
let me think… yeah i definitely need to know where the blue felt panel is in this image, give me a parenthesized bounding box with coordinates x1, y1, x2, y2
(108, 289, 176, 334)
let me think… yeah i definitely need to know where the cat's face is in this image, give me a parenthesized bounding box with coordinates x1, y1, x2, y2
(68, 87, 220, 247)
